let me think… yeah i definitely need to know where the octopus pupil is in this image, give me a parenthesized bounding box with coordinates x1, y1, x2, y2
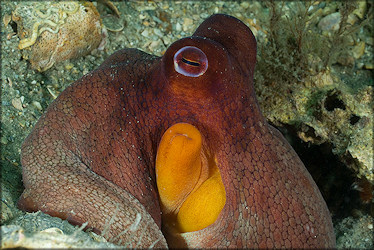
(181, 57, 200, 67)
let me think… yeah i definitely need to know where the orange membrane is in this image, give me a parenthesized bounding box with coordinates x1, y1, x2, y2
(156, 123, 226, 232)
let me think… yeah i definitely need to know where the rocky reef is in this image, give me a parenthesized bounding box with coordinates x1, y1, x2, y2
(254, 1, 373, 186)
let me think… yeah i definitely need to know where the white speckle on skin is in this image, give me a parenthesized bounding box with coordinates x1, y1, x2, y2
(129, 213, 142, 232)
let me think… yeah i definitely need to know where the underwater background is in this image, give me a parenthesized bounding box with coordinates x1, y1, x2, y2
(1, 1, 373, 248)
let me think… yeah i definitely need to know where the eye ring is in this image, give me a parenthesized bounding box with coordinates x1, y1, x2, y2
(173, 46, 208, 77)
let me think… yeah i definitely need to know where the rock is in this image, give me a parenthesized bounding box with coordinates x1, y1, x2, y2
(175, 22, 182, 31)
(353, 1, 367, 19)
(318, 12, 341, 31)
(12, 1, 107, 72)
(182, 18, 193, 32)
(3, 14, 11, 27)
(364, 63, 374, 70)
(32, 101, 42, 111)
(1, 212, 121, 248)
(352, 41, 365, 59)
(11, 97, 23, 111)
(240, 2, 250, 9)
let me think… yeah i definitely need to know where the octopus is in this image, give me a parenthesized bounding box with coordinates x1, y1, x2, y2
(18, 14, 336, 248)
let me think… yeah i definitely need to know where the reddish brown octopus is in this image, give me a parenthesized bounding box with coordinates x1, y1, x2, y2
(18, 14, 336, 248)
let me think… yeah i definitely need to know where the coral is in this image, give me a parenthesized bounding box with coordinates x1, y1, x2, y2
(12, 1, 107, 72)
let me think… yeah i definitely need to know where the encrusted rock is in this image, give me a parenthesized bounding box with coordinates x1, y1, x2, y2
(12, 1, 107, 72)
(1, 212, 121, 248)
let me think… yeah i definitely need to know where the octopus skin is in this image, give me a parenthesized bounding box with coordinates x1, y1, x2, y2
(18, 14, 336, 248)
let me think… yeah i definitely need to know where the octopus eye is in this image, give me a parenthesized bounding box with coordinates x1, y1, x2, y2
(173, 46, 208, 77)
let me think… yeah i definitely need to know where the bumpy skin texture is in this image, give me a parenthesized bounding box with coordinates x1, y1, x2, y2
(18, 14, 336, 248)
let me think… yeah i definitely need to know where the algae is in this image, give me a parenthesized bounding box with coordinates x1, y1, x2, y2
(254, 0, 373, 184)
